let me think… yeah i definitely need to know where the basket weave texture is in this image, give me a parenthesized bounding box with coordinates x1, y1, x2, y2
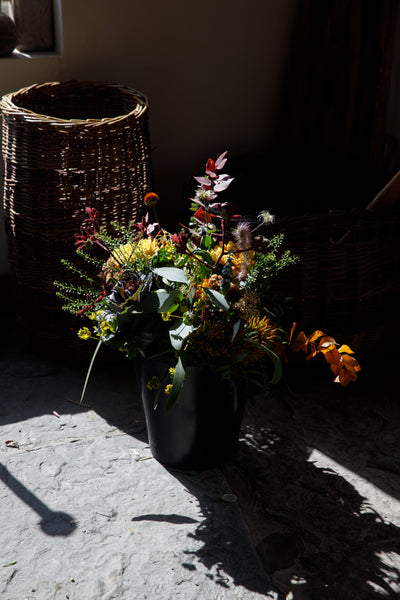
(270, 209, 400, 356)
(1, 80, 153, 352)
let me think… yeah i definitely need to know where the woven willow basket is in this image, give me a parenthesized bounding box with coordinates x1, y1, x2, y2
(270, 209, 400, 357)
(1, 80, 152, 354)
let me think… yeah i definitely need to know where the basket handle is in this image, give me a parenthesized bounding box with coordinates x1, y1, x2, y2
(336, 168, 400, 244)
(366, 168, 400, 212)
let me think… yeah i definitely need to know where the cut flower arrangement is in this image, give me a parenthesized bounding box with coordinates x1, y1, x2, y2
(55, 151, 361, 406)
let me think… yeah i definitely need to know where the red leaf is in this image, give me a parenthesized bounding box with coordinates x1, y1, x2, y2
(215, 150, 228, 170)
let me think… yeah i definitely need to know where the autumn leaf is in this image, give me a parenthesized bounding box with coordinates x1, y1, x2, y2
(308, 330, 326, 343)
(288, 322, 297, 344)
(274, 341, 288, 364)
(291, 331, 308, 353)
(338, 344, 355, 355)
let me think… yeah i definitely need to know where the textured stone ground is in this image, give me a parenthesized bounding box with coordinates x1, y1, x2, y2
(1, 336, 399, 600)
(0, 349, 278, 600)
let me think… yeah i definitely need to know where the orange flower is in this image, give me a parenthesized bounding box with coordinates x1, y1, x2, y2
(143, 192, 159, 206)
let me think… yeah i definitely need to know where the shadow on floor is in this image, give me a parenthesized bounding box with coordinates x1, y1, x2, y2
(220, 376, 400, 599)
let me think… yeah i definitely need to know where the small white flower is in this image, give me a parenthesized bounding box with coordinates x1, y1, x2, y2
(258, 210, 275, 225)
(195, 188, 215, 203)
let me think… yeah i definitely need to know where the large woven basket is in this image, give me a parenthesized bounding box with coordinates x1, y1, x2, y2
(1, 80, 152, 356)
(270, 208, 400, 357)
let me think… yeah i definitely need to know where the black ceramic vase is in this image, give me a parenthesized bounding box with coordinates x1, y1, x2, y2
(139, 360, 245, 470)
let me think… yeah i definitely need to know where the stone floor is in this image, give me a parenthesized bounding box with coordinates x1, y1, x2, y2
(0, 310, 399, 599)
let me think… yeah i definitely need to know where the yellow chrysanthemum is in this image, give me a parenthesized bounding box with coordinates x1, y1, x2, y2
(209, 241, 254, 277)
(247, 316, 278, 347)
(105, 238, 160, 274)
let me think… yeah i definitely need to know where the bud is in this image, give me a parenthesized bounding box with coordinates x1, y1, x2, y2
(143, 192, 160, 206)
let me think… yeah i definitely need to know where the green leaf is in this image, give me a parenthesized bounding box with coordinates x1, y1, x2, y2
(159, 289, 182, 313)
(200, 235, 213, 251)
(194, 249, 214, 265)
(169, 322, 194, 350)
(202, 287, 229, 310)
(166, 357, 186, 410)
(188, 284, 197, 306)
(140, 289, 169, 312)
(153, 267, 188, 284)
(232, 319, 241, 341)
(262, 346, 282, 385)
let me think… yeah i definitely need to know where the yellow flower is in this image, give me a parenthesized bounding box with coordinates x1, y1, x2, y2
(99, 320, 110, 333)
(209, 241, 254, 277)
(161, 312, 171, 321)
(78, 327, 92, 340)
(164, 384, 173, 395)
(135, 238, 160, 259)
(146, 376, 160, 391)
(169, 367, 176, 377)
(247, 316, 278, 347)
(105, 238, 160, 275)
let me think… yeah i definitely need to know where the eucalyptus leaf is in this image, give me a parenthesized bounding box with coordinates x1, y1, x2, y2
(159, 289, 182, 313)
(153, 267, 188, 284)
(166, 357, 186, 410)
(232, 319, 241, 341)
(263, 346, 282, 384)
(169, 322, 194, 350)
(202, 287, 229, 311)
(140, 289, 169, 312)
(188, 284, 197, 306)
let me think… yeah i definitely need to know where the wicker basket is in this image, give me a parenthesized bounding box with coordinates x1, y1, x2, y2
(1, 80, 152, 355)
(270, 209, 400, 356)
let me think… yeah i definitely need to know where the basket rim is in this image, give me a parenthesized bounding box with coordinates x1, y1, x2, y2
(0, 80, 149, 126)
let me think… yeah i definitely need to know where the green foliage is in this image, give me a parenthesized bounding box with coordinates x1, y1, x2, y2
(245, 234, 299, 298)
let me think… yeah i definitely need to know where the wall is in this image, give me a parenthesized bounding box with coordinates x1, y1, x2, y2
(0, 0, 298, 274)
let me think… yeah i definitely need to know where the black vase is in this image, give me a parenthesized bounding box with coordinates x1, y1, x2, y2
(139, 360, 245, 470)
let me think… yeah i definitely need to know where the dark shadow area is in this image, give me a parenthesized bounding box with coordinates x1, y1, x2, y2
(0, 463, 77, 536)
(131, 513, 199, 525)
(219, 376, 400, 599)
(165, 468, 278, 597)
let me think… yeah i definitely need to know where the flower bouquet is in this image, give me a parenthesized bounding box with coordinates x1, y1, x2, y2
(55, 151, 361, 409)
